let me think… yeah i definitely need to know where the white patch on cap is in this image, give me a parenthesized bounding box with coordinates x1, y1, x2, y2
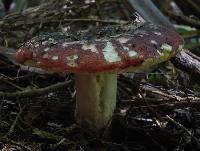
(82, 44, 98, 53)
(18, 49, 22, 53)
(62, 42, 68, 47)
(122, 46, 129, 51)
(150, 40, 158, 45)
(44, 47, 50, 52)
(128, 51, 138, 57)
(35, 43, 39, 47)
(42, 41, 48, 45)
(67, 62, 78, 67)
(33, 53, 37, 57)
(52, 55, 59, 60)
(102, 42, 121, 63)
(118, 37, 129, 44)
(122, 46, 138, 57)
(66, 55, 78, 68)
(48, 38, 57, 44)
(43, 53, 49, 59)
(154, 32, 162, 36)
(161, 43, 172, 52)
(62, 41, 83, 48)
(66, 54, 78, 61)
(156, 49, 163, 55)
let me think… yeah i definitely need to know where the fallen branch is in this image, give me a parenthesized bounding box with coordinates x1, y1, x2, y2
(171, 50, 200, 81)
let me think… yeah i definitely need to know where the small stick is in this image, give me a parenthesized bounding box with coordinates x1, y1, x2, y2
(32, 128, 75, 145)
(166, 11, 200, 28)
(8, 105, 26, 133)
(166, 115, 200, 143)
(0, 80, 72, 100)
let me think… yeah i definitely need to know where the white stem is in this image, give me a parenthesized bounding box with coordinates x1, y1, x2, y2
(75, 73, 117, 130)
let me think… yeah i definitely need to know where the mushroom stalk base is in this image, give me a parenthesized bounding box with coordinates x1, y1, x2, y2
(75, 73, 117, 131)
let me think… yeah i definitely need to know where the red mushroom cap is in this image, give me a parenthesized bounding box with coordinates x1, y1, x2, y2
(16, 23, 184, 73)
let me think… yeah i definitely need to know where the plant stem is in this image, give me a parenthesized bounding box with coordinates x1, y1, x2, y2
(75, 73, 117, 130)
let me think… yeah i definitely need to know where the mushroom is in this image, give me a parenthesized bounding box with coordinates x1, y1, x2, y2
(15, 23, 184, 131)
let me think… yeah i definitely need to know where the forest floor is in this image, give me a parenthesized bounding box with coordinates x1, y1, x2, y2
(0, 0, 200, 151)
(0, 65, 200, 151)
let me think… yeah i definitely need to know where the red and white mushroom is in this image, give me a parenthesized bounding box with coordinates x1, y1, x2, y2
(15, 23, 184, 131)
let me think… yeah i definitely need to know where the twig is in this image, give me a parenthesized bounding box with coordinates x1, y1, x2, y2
(8, 105, 26, 133)
(32, 127, 75, 146)
(8, 139, 32, 151)
(166, 115, 200, 143)
(138, 89, 163, 123)
(125, 100, 200, 110)
(0, 78, 25, 91)
(140, 84, 200, 102)
(167, 11, 200, 28)
(2, 18, 127, 31)
(0, 80, 72, 99)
